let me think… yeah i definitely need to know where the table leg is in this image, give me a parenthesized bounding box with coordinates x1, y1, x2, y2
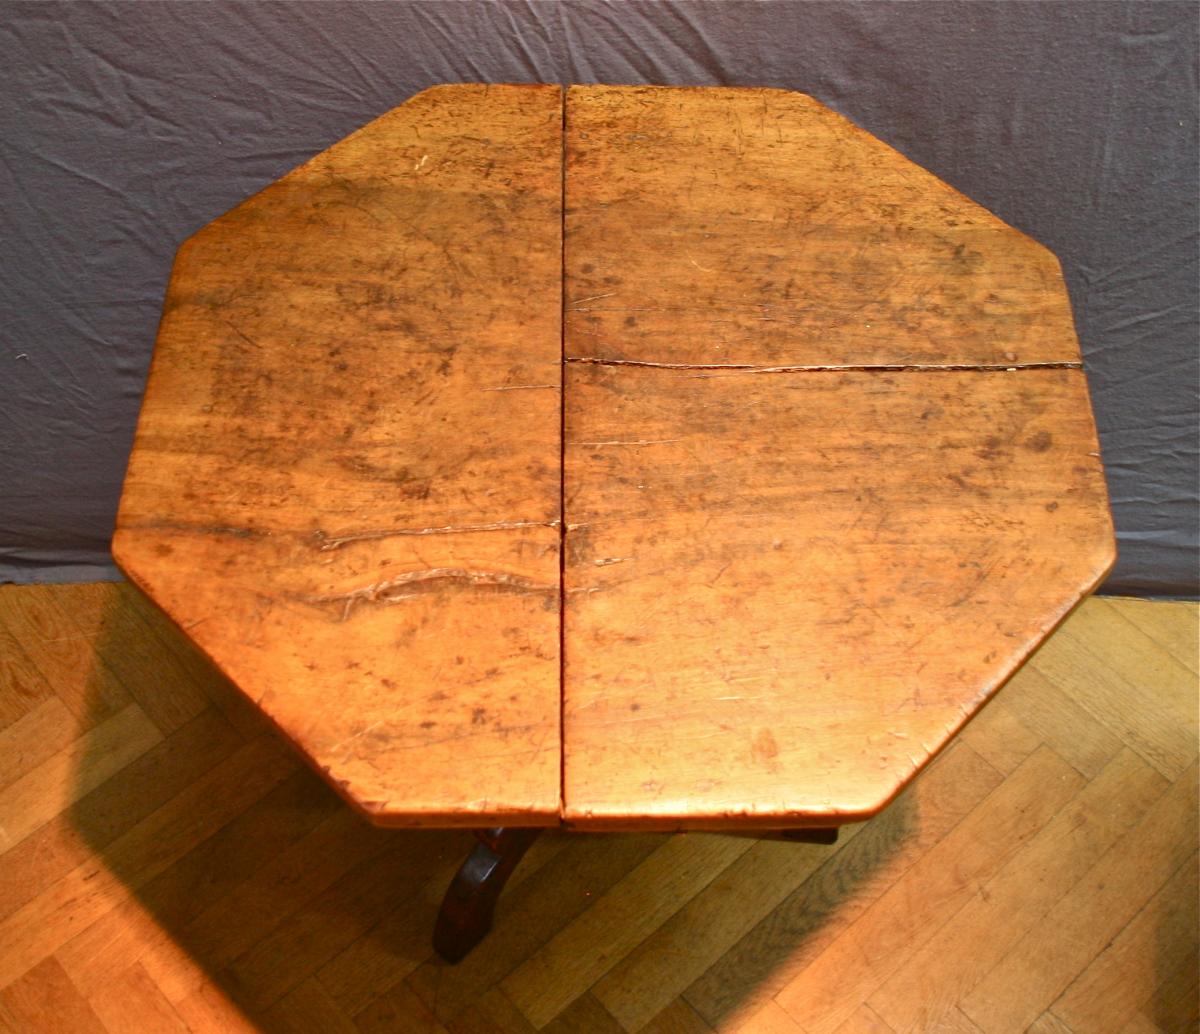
(434, 827, 541, 963)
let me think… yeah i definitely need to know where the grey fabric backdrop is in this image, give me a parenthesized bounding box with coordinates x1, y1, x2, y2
(2, 1, 1197, 595)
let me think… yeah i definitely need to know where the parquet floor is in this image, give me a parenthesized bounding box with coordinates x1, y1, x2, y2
(0, 583, 1195, 1033)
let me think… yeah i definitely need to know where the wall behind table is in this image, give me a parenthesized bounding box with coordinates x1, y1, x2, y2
(2, 1, 1196, 595)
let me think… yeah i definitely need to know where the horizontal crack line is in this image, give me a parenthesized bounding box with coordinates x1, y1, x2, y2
(294, 568, 558, 621)
(315, 520, 559, 550)
(565, 357, 1083, 373)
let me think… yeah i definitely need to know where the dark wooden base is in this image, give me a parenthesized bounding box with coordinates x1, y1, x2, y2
(433, 825, 838, 963)
(725, 827, 840, 845)
(433, 827, 542, 963)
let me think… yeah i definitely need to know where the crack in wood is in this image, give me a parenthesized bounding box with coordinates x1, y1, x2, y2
(314, 520, 560, 550)
(564, 357, 1083, 373)
(296, 567, 559, 621)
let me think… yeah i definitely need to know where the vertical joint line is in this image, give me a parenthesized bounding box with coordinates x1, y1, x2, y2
(557, 86, 568, 821)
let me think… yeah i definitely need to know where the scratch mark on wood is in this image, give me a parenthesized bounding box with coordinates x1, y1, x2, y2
(297, 567, 558, 621)
(481, 383, 558, 392)
(314, 520, 559, 550)
(571, 439, 683, 447)
(568, 292, 618, 308)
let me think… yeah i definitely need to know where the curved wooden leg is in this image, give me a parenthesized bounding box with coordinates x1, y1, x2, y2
(433, 827, 541, 963)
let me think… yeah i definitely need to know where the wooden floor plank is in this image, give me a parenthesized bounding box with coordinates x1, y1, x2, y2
(539, 992, 625, 1034)
(1099, 596, 1199, 674)
(443, 988, 540, 1034)
(1026, 1010, 1079, 1034)
(726, 999, 807, 1033)
(0, 956, 108, 1034)
(171, 983, 261, 1034)
(219, 830, 464, 1012)
(150, 803, 392, 1004)
(324, 838, 579, 1018)
(832, 1004, 896, 1034)
(984, 663, 1124, 779)
(959, 760, 1199, 1033)
(503, 833, 752, 1027)
(56, 767, 343, 1000)
(0, 702, 161, 852)
(57, 894, 204, 1016)
(260, 976, 361, 1034)
(0, 618, 56, 732)
(868, 748, 1168, 1033)
(313, 828, 497, 1015)
(1030, 605, 1198, 779)
(0, 586, 130, 725)
(772, 746, 1084, 1034)
(637, 998, 716, 1034)
(1133, 940, 1199, 1034)
(0, 695, 81, 792)
(932, 1010, 988, 1034)
(408, 833, 666, 1025)
(353, 978, 451, 1034)
(0, 707, 243, 924)
(0, 1002, 19, 1034)
(1117, 1016, 1160, 1034)
(683, 741, 1002, 1027)
(1049, 850, 1199, 1034)
(45, 582, 211, 735)
(0, 733, 296, 989)
(593, 833, 843, 1031)
(85, 961, 191, 1034)
(138, 766, 340, 931)
(955, 691, 1043, 776)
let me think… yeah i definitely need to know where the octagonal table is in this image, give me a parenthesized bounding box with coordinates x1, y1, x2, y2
(114, 84, 1115, 960)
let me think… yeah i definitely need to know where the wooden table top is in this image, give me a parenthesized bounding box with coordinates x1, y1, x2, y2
(115, 84, 1115, 830)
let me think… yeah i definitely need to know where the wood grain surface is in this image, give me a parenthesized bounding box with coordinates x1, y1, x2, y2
(114, 84, 564, 826)
(561, 85, 1114, 829)
(116, 83, 1116, 830)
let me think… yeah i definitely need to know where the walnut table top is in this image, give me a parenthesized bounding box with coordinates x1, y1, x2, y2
(114, 84, 1115, 831)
